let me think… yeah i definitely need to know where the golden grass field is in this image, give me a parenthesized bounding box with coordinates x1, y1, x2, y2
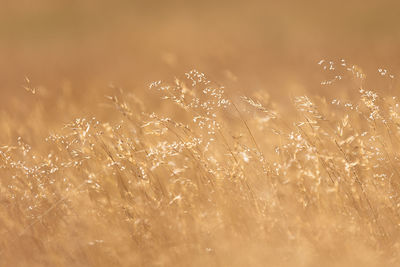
(2, 1, 400, 266)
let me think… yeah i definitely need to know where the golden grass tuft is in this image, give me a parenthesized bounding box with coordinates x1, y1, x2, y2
(1, 63, 400, 266)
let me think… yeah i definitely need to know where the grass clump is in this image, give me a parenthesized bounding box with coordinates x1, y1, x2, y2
(1, 63, 400, 266)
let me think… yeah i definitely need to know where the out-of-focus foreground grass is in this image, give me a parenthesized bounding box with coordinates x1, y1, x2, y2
(1, 1, 400, 266)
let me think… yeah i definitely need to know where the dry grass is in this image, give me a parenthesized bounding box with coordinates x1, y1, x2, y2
(1, 61, 400, 266)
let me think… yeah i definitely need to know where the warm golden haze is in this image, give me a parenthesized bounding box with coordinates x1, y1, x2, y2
(1, 1, 400, 266)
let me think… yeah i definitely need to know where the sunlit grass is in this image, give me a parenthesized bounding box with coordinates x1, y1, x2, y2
(1, 62, 400, 266)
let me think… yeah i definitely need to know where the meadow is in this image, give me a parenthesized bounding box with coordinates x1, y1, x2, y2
(1, 1, 400, 266)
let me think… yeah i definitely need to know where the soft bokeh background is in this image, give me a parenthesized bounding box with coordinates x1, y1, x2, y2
(1, 0, 400, 140)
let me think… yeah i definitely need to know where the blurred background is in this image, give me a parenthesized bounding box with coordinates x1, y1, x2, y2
(1, 0, 400, 141)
